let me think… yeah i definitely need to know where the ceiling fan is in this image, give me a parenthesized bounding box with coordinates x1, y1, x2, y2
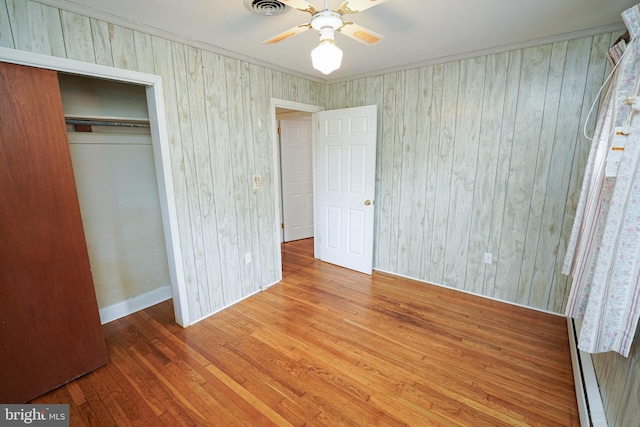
(263, 0, 387, 74)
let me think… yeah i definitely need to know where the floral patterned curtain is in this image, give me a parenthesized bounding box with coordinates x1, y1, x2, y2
(563, 4, 640, 357)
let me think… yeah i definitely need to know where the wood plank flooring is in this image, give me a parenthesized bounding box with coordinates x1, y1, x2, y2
(31, 238, 579, 426)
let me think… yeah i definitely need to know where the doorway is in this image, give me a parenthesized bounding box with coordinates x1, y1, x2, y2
(59, 73, 172, 324)
(271, 99, 323, 278)
(0, 49, 189, 326)
(272, 100, 379, 277)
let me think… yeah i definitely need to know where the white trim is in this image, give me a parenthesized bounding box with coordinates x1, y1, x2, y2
(0, 46, 190, 327)
(191, 276, 282, 325)
(325, 23, 627, 84)
(580, 350, 608, 427)
(568, 317, 608, 427)
(0, 47, 160, 84)
(271, 98, 324, 278)
(568, 317, 592, 426)
(34, 0, 326, 84)
(188, 287, 256, 326)
(373, 268, 564, 317)
(99, 285, 173, 325)
(260, 278, 280, 292)
(146, 81, 189, 327)
(32, 0, 627, 84)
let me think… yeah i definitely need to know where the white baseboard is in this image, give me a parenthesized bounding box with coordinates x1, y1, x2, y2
(567, 317, 608, 427)
(372, 268, 563, 316)
(186, 278, 282, 326)
(187, 287, 262, 326)
(99, 285, 173, 325)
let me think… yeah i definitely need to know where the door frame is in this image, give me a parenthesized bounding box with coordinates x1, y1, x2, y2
(0, 47, 189, 326)
(270, 98, 323, 278)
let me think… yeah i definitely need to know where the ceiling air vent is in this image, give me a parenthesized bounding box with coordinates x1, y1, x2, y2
(244, 0, 289, 16)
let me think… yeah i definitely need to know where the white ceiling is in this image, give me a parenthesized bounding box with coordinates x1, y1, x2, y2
(49, 0, 636, 81)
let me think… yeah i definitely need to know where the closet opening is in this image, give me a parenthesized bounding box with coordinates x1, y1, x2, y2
(59, 72, 174, 325)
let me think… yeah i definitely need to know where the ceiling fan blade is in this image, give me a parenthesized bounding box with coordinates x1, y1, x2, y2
(263, 23, 312, 44)
(338, 22, 384, 45)
(279, 0, 317, 14)
(337, 0, 387, 15)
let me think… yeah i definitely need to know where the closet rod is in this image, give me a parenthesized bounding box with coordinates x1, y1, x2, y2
(65, 118, 150, 128)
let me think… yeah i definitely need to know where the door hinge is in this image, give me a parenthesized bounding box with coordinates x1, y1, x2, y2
(281, 223, 284, 229)
(277, 127, 281, 135)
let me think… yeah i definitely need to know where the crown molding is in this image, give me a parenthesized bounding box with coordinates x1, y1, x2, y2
(33, 1, 626, 85)
(34, 0, 328, 83)
(326, 22, 627, 84)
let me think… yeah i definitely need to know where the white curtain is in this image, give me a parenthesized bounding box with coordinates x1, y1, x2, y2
(563, 4, 640, 357)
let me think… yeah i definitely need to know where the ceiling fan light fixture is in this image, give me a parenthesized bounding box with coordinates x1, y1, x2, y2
(310, 10, 343, 31)
(311, 28, 343, 75)
(264, 0, 386, 75)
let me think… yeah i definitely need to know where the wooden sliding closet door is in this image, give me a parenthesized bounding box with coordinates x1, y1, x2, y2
(0, 62, 108, 403)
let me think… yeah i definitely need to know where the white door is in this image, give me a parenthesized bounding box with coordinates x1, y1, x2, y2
(316, 105, 377, 274)
(280, 119, 314, 242)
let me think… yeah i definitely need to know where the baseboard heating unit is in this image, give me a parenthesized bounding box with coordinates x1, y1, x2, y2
(567, 317, 607, 427)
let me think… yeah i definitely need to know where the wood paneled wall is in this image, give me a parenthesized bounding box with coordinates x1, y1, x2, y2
(2, 0, 620, 319)
(327, 33, 619, 314)
(1, 0, 324, 322)
(0, 0, 622, 317)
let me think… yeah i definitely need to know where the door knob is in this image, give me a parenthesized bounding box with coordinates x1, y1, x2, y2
(364, 199, 372, 206)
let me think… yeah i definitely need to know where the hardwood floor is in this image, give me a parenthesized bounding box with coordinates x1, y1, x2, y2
(32, 238, 579, 426)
